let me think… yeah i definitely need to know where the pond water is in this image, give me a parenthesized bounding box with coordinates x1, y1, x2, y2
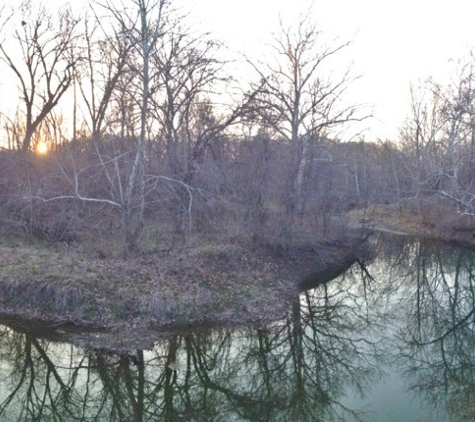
(1, 234, 475, 421)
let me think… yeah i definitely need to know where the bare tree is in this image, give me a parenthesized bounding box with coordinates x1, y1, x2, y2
(0, 1, 80, 152)
(94, 0, 168, 252)
(399, 82, 444, 196)
(149, 21, 223, 177)
(77, 13, 134, 141)
(0, 112, 24, 150)
(400, 61, 475, 213)
(439, 62, 475, 196)
(246, 15, 363, 240)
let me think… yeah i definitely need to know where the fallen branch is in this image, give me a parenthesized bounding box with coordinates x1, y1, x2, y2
(439, 190, 475, 215)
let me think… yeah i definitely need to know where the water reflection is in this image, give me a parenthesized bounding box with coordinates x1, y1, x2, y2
(0, 318, 379, 420)
(388, 239, 475, 421)
(1, 235, 475, 421)
(0, 275, 383, 421)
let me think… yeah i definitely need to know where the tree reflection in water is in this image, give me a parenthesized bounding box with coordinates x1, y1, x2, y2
(0, 265, 385, 421)
(2, 235, 475, 421)
(389, 239, 475, 421)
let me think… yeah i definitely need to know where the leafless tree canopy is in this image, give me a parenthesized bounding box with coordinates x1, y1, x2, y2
(1, 1, 475, 255)
(0, 1, 80, 152)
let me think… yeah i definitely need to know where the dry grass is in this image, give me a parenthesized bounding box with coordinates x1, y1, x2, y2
(0, 240, 297, 330)
(350, 198, 475, 244)
(0, 222, 371, 353)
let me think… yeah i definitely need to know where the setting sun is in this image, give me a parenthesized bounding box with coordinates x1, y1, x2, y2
(36, 142, 49, 155)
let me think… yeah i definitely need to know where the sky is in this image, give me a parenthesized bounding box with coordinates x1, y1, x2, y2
(2, 0, 475, 142)
(177, 0, 475, 141)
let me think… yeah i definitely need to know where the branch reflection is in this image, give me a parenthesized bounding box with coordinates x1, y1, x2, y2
(382, 237, 475, 421)
(0, 265, 384, 421)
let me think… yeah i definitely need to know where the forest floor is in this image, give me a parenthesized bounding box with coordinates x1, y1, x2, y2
(0, 232, 368, 352)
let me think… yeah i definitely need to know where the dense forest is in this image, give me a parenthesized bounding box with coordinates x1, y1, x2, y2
(1, 0, 475, 256)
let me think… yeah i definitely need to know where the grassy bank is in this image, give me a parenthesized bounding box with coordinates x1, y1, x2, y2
(350, 200, 475, 245)
(6, 196, 473, 352)
(0, 233, 369, 350)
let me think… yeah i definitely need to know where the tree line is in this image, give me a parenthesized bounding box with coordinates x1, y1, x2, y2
(0, 0, 474, 255)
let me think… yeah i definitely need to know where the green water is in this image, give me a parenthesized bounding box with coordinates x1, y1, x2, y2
(0, 234, 474, 421)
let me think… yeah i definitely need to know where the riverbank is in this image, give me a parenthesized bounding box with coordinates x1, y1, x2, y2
(0, 234, 369, 351)
(4, 199, 473, 352)
(350, 202, 475, 246)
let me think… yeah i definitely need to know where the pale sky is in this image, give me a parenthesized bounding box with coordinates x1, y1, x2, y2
(178, 0, 475, 141)
(2, 0, 475, 142)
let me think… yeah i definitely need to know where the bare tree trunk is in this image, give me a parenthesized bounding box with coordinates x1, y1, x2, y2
(98, 0, 166, 254)
(122, 1, 150, 253)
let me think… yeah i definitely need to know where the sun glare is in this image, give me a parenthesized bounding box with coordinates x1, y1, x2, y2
(36, 142, 49, 155)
